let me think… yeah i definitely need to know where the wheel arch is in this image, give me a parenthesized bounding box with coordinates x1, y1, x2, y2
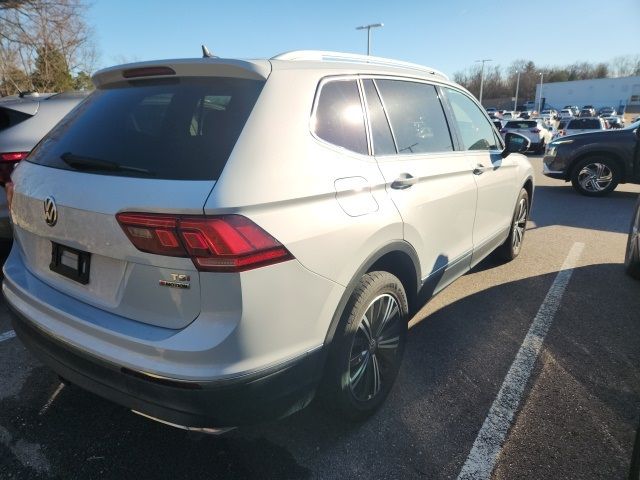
(569, 150, 628, 182)
(322, 241, 421, 348)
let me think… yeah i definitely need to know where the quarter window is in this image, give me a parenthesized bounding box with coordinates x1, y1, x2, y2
(314, 80, 368, 155)
(375, 80, 453, 154)
(445, 88, 499, 151)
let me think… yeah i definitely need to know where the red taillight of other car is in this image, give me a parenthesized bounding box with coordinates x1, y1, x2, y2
(116, 213, 293, 272)
(500, 128, 507, 134)
(530, 128, 541, 133)
(0, 151, 28, 185)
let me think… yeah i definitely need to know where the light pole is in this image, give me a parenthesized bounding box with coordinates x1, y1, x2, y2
(513, 70, 521, 112)
(475, 59, 492, 105)
(537, 72, 544, 113)
(356, 23, 383, 56)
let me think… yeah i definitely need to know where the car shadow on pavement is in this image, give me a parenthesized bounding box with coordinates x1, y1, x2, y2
(1, 263, 639, 479)
(529, 185, 639, 235)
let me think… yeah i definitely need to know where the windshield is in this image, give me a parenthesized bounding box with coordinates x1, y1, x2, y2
(27, 77, 264, 180)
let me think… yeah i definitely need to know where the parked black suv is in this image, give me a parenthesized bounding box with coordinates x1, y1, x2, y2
(543, 120, 640, 196)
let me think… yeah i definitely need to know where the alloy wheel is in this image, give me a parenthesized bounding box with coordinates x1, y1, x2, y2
(512, 198, 527, 251)
(349, 294, 402, 402)
(577, 163, 613, 192)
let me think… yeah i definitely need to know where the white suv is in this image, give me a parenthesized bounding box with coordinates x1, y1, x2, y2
(3, 51, 534, 431)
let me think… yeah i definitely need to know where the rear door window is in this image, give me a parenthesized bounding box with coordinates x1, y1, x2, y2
(374, 79, 453, 154)
(362, 79, 396, 155)
(27, 77, 264, 180)
(313, 80, 368, 155)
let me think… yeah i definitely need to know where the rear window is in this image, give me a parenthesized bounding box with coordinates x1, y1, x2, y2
(0, 107, 32, 132)
(568, 119, 601, 129)
(505, 121, 536, 129)
(27, 77, 264, 180)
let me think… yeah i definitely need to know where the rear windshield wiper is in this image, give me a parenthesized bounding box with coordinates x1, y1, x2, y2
(60, 152, 155, 176)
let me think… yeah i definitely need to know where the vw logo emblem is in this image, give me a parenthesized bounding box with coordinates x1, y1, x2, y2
(44, 197, 57, 227)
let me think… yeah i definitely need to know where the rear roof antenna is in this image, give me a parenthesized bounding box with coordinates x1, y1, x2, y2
(202, 45, 216, 58)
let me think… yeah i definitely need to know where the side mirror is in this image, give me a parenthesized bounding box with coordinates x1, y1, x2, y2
(502, 132, 530, 158)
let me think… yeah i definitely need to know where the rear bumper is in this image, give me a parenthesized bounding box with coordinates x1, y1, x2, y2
(10, 305, 325, 428)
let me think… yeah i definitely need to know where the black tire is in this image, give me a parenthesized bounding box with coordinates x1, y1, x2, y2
(535, 140, 546, 154)
(625, 197, 640, 280)
(496, 188, 529, 262)
(570, 156, 620, 197)
(321, 271, 408, 421)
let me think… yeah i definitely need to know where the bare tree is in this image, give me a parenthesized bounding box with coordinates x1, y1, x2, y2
(0, 0, 96, 94)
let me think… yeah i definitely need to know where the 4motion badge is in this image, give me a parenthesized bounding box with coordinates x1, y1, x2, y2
(159, 273, 191, 289)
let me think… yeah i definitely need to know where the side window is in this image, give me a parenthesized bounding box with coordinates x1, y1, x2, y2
(445, 88, 499, 151)
(313, 80, 368, 155)
(362, 79, 396, 155)
(375, 79, 453, 154)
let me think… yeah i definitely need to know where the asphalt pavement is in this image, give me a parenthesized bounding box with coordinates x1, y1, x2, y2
(1, 155, 639, 479)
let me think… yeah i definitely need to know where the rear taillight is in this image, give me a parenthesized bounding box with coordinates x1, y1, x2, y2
(0, 151, 28, 185)
(116, 213, 293, 272)
(500, 128, 507, 133)
(530, 128, 541, 133)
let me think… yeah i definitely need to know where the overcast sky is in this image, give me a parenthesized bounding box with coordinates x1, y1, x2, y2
(88, 0, 640, 77)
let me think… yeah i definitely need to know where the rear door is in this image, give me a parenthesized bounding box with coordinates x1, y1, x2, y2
(442, 87, 518, 266)
(11, 74, 265, 329)
(364, 78, 477, 291)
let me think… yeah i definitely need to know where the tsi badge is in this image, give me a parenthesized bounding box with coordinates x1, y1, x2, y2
(159, 273, 191, 289)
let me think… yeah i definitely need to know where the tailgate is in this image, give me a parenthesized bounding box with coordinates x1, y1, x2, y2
(11, 162, 213, 329)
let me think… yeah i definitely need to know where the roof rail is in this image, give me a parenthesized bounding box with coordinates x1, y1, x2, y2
(271, 50, 449, 80)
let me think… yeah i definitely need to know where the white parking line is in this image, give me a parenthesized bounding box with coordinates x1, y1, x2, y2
(0, 330, 16, 343)
(457, 242, 584, 480)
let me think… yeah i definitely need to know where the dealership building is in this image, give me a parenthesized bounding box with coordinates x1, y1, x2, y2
(535, 75, 640, 112)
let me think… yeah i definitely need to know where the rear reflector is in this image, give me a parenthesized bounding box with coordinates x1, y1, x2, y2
(122, 66, 176, 78)
(116, 213, 293, 272)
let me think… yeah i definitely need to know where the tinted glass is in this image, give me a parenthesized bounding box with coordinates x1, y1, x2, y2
(314, 80, 368, 155)
(27, 77, 264, 180)
(362, 79, 396, 155)
(505, 121, 537, 129)
(0, 107, 31, 132)
(568, 118, 601, 129)
(446, 88, 499, 150)
(375, 80, 452, 154)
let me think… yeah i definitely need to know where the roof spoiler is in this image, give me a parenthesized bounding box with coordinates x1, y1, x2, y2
(92, 58, 271, 88)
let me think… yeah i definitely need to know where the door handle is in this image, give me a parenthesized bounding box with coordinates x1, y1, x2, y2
(473, 164, 485, 175)
(391, 173, 417, 190)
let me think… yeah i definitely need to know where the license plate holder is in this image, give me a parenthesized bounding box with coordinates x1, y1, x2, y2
(50, 242, 91, 285)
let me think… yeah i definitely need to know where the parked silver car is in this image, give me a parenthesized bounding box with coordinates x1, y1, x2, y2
(500, 119, 553, 153)
(0, 91, 88, 239)
(4, 51, 534, 431)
